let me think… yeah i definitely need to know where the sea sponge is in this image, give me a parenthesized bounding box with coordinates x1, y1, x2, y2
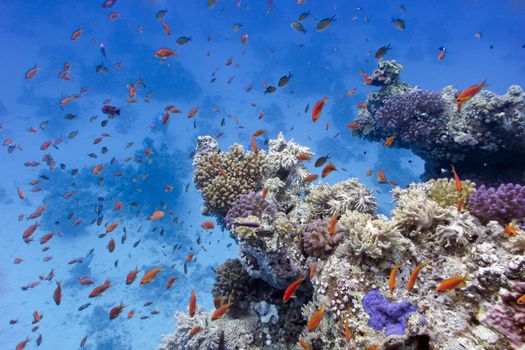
(338, 211, 415, 259)
(193, 143, 265, 214)
(224, 192, 277, 227)
(212, 259, 254, 302)
(302, 218, 344, 258)
(468, 183, 525, 225)
(427, 178, 476, 208)
(306, 179, 377, 219)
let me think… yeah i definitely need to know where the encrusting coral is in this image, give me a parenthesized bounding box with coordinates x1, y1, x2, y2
(160, 134, 525, 350)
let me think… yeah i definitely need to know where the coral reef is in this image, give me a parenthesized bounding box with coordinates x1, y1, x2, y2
(354, 60, 525, 184)
(160, 135, 524, 350)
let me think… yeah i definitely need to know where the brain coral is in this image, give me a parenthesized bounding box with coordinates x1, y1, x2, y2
(306, 179, 377, 219)
(427, 178, 476, 208)
(338, 211, 414, 259)
(468, 183, 525, 224)
(302, 217, 344, 258)
(193, 143, 265, 214)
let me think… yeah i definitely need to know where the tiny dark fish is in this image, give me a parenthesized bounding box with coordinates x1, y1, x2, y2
(298, 11, 310, 22)
(133, 240, 140, 248)
(101, 105, 120, 116)
(317, 15, 336, 32)
(291, 21, 307, 34)
(234, 221, 260, 228)
(98, 233, 107, 238)
(78, 303, 91, 311)
(304, 103, 309, 113)
(90, 116, 98, 122)
(221, 118, 225, 127)
(65, 114, 77, 120)
(87, 153, 98, 158)
(264, 86, 277, 94)
(375, 44, 391, 60)
(278, 73, 293, 88)
(176, 36, 192, 45)
(391, 18, 405, 30)
(121, 233, 127, 244)
(155, 8, 168, 20)
(101, 120, 108, 127)
(114, 259, 118, 267)
(101, 146, 108, 154)
(315, 154, 331, 167)
(40, 175, 50, 180)
(71, 169, 79, 176)
(100, 43, 107, 59)
(68, 130, 79, 139)
(40, 121, 49, 129)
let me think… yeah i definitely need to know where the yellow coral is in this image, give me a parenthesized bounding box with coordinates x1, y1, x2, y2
(427, 178, 476, 209)
(274, 215, 294, 235)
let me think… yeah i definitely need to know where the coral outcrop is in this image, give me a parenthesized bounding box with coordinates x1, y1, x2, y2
(160, 135, 525, 350)
(353, 60, 525, 184)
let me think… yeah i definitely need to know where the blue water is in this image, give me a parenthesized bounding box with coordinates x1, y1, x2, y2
(0, 0, 524, 349)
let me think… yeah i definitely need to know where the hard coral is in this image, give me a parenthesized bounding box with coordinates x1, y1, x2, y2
(468, 183, 525, 225)
(427, 178, 476, 208)
(193, 142, 265, 215)
(212, 259, 254, 302)
(224, 191, 277, 227)
(263, 132, 313, 177)
(302, 217, 344, 258)
(362, 289, 417, 337)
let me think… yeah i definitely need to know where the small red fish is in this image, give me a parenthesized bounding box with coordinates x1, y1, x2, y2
(283, 276, 305, 302)
(201, 221, 215, 230)
(187, 106, 200, 118)
(189, 289, 197, 317)
(253, 129, 265, 137)
(250, 135, 259, 154)
(261, 187, 269, 199)
(383, 135, 395, 147)
(89, 279, 110, 298)
(407, 261, 427, 293)
(450, 165, 462, 193)
(359, 69, 372, 86)
(436, 275, 467, 293)
(437, 46, 446, 61)
(54, 281, 62, 305)
(17, 187, 25, 200)
(71, 27, 84, 40)
(109, 302, 127, 320)
(304, 174, 319, 182)
(166, 276, 177, 289)
(306, 306, 325, 332)
(211, 302, 232, 320)
(189, 326, 203, 336)
(140, 267, 161, 286)
(346, 123, 360, 129)
(161, 21, 171, 35)
(155, 48, 177, 58)
(312, 97, 329, 122)
(377, 169, 387, 183)
(456, 79, 487, 104)
(321, 163, 336, 178)
(309, 263, 318, 279)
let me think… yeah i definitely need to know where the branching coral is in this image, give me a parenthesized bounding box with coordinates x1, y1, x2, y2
(224, 191, 277, 227)
(468, 183, 525, 225)
(302, 217, 344, 258)
(338, 211, 415, 259)
(306, 179, 377, 219)
(193, 142, 265, 214)
(427, 178, 476, 208)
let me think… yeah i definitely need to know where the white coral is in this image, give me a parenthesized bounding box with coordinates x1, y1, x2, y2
(263, 132, 312, 176)
(434, 209, 484, 247)
(338, 211, 415, 259)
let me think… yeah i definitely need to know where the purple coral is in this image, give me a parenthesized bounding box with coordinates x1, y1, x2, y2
(362, 289, 417, 336)
(225, 192, 277, 226)
(301, 218, 343, 258)
(374, 91, 446, 145)
(468, 184, 525, 224)
(484, 281, 525, 345)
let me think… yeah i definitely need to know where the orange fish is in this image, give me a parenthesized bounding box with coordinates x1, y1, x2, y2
(109, 302, 126, 320)
(106, 222, 119, 233)
(299, 338, 311, 349)
(304, 174, 319, 182)
(407, 262, 426, 293)
(517, 294, 525, 304)
(54, 281, 62, 305)
(127, 310, 134, 319)
(261, 187, 268, 199)
(187, 106, 200, 118)
(321, 163, 336, 178)
(309, 262, 318, 280)
(140, 267, 162, 286)
(504, 224, 518, 238)
(155, 48, 177, 58)
(357, 103, 366, 109)
(436, 275, 467, 293)
(126, 268, 140, 285)
(253, 129, 265, 137)
(383, 135, 395, 147)
(347, 88, 358, 96)
(389, 263, 399, 294)
(296, 153, 312, 161)
(189, 326, 203, 336)
(16, 338, 30, 350)
(114, 201, 123, 210)
(306, 306, 325, 332)
(189, 289, 197, 317)
(161, 21, 171, 35)
(345, 320, 351, 343)
(456, 79, 487, 104)
(186, 252, 194, 263)
(283, 276, 305, 303)
(359, 69, 372, 86)
(377, 169, 387, 183)
(79, 276, 93, 285)
(211, 302, 232, 320)
(93, 164, 105, 175)
(166, 276, 177, 289)
(250, 135, 259, 154)
(149, 210, 164, 220)
(312, 97, 329, 122)
(328, 214, 338, 236)
(346, 123, 360, 129)
(71, 27, 84, 40)
(25, 64, 40, 80)
(201, 221, 215, 230)
(89, 280, 110, 298)
(450, 165, 462, 193)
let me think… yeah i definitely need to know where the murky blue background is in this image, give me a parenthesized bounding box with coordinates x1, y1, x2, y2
(0, 0, 524, 349)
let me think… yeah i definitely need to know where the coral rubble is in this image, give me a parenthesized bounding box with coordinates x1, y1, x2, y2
(159, 135, 525, 350)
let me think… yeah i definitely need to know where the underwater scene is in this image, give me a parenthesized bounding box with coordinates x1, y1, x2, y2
(1, 0, 525, 349)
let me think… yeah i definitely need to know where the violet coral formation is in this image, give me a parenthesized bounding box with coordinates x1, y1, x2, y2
(468, 183, 525, 224)
(302, 217, 344, 258)
(354, 60, 525, 184)
(362, 289, 417, 336)
(160, 135, 524, 350)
